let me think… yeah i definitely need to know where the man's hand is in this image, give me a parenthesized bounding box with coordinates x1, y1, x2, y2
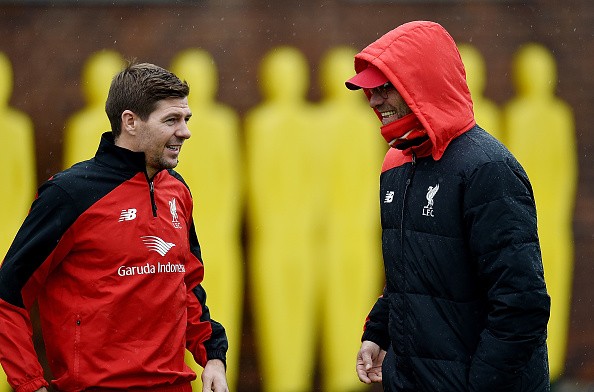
(34, 388, 48, 392)
(201, 359, 229, 392)
(356, 340, 386, 384)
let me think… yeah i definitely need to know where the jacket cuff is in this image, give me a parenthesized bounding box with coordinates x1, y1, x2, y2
(15, 377, 49, 392)
(362, 329, 390, 351)
(207, 349, 227, 369)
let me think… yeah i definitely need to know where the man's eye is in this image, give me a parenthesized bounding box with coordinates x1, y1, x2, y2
(165, 118, 176, 125)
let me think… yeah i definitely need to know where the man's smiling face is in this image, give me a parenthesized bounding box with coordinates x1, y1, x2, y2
(366, 83, 413, 125)
(135, 97, 192, 178)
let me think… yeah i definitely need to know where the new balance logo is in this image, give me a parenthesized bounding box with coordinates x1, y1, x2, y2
(384, 191, 395, 203)
(119, 208, 137, 222)
(141, 236, 176, 257)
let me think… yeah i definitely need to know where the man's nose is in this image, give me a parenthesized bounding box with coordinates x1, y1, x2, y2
(368, 91, 384, 108)
(178, 122, 191, 139)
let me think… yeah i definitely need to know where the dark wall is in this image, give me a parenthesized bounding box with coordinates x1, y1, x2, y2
(1, 0, 593, 386)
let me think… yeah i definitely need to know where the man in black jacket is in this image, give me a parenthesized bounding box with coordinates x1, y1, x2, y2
(346, 21, 550, 391)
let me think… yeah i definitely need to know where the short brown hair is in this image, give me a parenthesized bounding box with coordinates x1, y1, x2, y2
(105, 61, 190, 138)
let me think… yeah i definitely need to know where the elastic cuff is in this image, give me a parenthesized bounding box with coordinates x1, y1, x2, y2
(15, 377, 49, 392)
(207, 350, 227, 369)
(362, 330, 391, 351)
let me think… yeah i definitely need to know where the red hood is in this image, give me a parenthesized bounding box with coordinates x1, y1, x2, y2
(354, 21, 475, 161)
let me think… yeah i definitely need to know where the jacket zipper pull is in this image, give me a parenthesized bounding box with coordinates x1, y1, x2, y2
(149, 181, 158, 217)
(406, 152, 417, 186)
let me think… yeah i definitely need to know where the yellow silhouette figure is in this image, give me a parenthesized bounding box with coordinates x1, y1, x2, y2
(245, 46, 319, 392)
(458, 43, 502, 140)
(0, 52, 37, 258)
(503, 43, 576, 382)
(63, 49, 125, 169)
(315, 46, 385, 392)
(0, 51, 36, 392)
(170, 49, 244, 392)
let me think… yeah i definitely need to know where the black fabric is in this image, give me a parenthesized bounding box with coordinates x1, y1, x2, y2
(364, 126, 550, 391)
(0, 133, 139, 308)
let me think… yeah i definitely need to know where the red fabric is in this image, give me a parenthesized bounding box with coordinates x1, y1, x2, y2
(345, 64, 388, 89)
(380, 112, 425, 147)
(2, 170, 202, 391)
(0, 299, 48, 392)
(85, 382, 193, 392)
(381, 148, 410, 172)
(353, 21, 476, 168)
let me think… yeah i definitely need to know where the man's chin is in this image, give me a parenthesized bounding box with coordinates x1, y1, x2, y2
(158, 158, 180, 171)
(382, 117, 398, 126)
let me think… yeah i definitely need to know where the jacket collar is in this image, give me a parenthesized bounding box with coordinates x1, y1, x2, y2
(94, 132, 147, 174)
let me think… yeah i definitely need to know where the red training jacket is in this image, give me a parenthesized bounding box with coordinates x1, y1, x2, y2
(0, 133, 227, 392)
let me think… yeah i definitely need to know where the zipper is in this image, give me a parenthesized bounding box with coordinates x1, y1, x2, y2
(149, 180, 158, 217)
(400, 152, 417, 251)
(74, 316, 82, 388)
(400, 152, 416, 363)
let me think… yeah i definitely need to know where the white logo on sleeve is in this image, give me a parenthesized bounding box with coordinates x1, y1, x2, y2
(141, 236, 176, 256)
(423, 184, 440, 217)
(384, 191, 395, 203)
(119, 208, 137, 222)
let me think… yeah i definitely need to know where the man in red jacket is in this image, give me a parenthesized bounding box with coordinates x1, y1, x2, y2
(347, 21, 550, 391)
(0, 62, 229, 392)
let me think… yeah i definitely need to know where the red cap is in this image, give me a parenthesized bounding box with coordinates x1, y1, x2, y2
(345, 65, 389, 90)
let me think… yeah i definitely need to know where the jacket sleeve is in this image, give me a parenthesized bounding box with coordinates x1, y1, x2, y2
(464, 160, 550, 391)
(184, 219, 228, 367)
(0, 183, 76, 392)
(361, 287, 391, 350)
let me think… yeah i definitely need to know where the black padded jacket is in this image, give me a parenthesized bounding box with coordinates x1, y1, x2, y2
(356, 21, 550, 392)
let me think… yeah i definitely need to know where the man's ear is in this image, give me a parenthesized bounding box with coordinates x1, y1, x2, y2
(121, 110, 138, 136)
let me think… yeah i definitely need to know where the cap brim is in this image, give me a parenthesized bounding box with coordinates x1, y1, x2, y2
(345, 65, 389, 90)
